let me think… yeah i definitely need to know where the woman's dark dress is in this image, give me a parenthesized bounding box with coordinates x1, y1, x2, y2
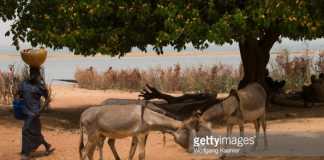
(18, 80, 48, 156)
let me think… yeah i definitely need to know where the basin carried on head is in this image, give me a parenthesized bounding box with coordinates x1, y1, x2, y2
(20, 48, 47, 68)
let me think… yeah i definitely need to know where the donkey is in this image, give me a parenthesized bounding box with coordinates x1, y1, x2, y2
(79, 104, 194, 160)
(80, 106, 149, 160)
(195, 83, 268, 150)
(80, 107, 106, 160)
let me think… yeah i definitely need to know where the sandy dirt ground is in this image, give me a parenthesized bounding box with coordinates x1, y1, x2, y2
(1, 84, 324, 160)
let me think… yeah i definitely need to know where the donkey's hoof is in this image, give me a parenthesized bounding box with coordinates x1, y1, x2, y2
(219, 154, 226, 160)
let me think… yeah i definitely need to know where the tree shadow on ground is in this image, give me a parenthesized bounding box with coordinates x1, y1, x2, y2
(267, 104, 324, 121)
(42, 98, 140, 131)
(1, 99, 324, 131)
(30, 150, 54, 159)
(0, 98, 139, 131)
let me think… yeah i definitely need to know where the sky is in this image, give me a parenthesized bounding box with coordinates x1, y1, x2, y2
(1, 21, 324, 54)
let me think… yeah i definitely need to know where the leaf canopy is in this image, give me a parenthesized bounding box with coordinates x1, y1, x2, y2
(1, 0, 324, 56)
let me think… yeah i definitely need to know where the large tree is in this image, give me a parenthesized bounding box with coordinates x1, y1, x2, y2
(2, 0, 324, 88)
(0, 0, 17, 21)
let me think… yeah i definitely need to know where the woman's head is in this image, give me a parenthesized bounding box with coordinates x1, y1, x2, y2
(29, 67, 42, 83)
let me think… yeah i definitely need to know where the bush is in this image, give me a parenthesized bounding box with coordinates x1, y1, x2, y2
(76, 50, 324, 93)
(75, 64, 240, 93)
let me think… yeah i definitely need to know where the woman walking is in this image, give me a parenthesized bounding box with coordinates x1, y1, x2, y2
(18, 67, 54, 160)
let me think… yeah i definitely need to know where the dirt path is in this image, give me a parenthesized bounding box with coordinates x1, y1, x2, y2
(1, 85, 324, 160)
(1, 118, 324, 160)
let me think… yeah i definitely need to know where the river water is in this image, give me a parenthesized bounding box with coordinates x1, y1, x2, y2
(0, 53, 320, 83)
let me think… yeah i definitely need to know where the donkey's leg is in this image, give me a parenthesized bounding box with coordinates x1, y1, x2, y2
(98, 136, 105, 160)
(128, 134, 148, 160)
(239, 123, 244, 138)
(84, 136, 97, 160)
(128, 136, 138, 160)
(260, 114, 268, 150)
(239, 123, 246, 153)
(108, 139, 121, 160)
(144, 134, 148, 146)
(226, 124, 234, 149)
(226, 124, 233, 138)
(138, 134, 147, 160)
(224, 124, 233, 150)
(252, 119, 260, 151)
(220, 124, 234, 158)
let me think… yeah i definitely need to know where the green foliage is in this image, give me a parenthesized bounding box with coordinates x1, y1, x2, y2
(0, 0, 18, 21)
(1, 0, 324, 56)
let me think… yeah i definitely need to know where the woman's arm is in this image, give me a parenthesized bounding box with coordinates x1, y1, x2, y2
(21, 104, 36, 117)
(39, 82, 50, 109)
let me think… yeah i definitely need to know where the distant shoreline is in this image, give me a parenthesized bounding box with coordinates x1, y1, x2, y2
(0, 51, 240, 59)
(0, 50, 322, 60)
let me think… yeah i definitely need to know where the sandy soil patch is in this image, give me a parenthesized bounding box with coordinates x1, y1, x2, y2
(1, 85, 324, 160)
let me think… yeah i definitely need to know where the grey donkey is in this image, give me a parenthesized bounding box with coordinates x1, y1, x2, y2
(192, 83, 268, 151)
(79, 106, 149, 160)
(79, 104, 195, 160)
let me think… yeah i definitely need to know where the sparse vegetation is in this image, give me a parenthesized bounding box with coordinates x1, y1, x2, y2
(0, 65, 24, 105)
(75, 64, 240, 93)
(75, 50, 324, 93)
(0, 65, 53, 106)
(271, 50, 324, 91)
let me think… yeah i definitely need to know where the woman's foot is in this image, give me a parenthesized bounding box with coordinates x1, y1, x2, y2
(44, 143, 55, 156)
(21, 154, 30, 160)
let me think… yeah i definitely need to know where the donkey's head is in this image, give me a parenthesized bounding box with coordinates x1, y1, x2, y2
(172, 111, 215, 152)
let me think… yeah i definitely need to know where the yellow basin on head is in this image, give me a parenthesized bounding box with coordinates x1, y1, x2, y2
(21, 48, 47, 68)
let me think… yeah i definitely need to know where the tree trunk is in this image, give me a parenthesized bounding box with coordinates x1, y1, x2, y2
(238, 35, 278, 89)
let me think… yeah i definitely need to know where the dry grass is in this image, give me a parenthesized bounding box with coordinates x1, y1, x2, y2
(75, 64, 240, 93)
(271, 50, 324, 91)
(75, 50, 324, 93)
(0, 66, 24, 105)
(0, 65, 53, 106)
